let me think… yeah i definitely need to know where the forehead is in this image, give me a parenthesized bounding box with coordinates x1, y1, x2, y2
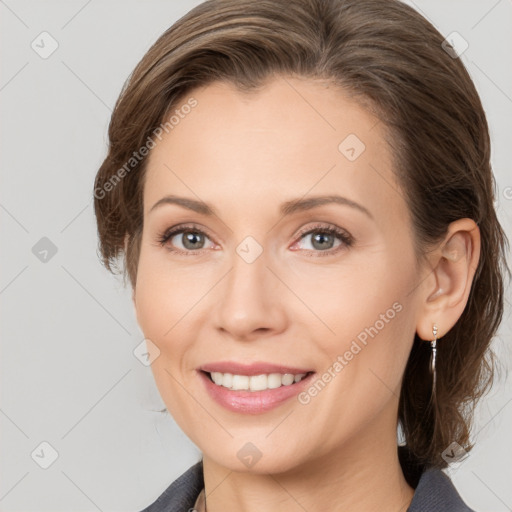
(144, 77, 405, 223)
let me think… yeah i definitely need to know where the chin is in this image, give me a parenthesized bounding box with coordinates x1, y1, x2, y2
(200, 438, 311, 476)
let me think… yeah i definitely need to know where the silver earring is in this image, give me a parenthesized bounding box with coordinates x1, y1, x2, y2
(430, 324, 438, 396)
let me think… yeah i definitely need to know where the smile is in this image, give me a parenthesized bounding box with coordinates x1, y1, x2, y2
(207, 371, 310, 391)
(198, 363, 316, 414)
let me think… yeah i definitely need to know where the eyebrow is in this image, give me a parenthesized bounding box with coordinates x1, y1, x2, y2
(149, 194, 373, 219)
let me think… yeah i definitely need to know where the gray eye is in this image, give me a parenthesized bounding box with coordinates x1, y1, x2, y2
(173, 231, 207, 250)
(309, 232, 336, 250)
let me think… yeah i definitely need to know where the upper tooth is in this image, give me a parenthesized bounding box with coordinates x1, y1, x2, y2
(282, 374, 295, 385)
(267, 373, 282, 389)
(211, 372, 223, 385)
(249, 374, 267, 391)
(222, 373, 233, 388)
(210, 372, 307, 391)
(232, 374, 249, 390)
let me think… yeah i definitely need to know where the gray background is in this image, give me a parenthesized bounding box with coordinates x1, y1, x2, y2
(1, 1, 511, 510)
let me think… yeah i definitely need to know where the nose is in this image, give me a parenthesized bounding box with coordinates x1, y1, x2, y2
(213, 244, 288, 342)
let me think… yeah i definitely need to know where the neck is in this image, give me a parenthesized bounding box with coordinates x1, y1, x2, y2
(201, 415, 414, 512)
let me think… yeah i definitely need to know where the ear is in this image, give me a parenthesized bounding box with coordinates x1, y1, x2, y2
(415, 218, 481, 341)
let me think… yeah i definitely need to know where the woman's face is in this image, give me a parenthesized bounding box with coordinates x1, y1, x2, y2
(134, 77, 424, 473)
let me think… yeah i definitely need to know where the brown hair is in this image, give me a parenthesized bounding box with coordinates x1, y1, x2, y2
(93, 0, 509, 474)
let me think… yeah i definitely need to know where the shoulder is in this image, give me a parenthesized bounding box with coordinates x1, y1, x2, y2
(139, 460, 204, 512)
(408, 467, 476, 512)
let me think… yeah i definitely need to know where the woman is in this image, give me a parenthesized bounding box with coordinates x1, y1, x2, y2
(93, 0, 509, 510)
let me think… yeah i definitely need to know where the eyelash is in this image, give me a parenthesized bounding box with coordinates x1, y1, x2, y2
(156, 222, 354, 257)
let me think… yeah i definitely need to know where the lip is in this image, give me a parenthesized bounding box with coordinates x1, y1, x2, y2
(198, 367, 315, 414)
(199, 361, 314, 376)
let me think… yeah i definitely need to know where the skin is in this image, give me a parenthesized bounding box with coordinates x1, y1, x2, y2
(132, 77, 480, 512)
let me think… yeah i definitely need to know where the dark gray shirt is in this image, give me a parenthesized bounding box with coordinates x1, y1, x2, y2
(140, 459, 475, 512)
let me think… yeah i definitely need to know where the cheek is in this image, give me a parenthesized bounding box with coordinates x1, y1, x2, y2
(134, 249, 186, 378)
(133, 246, 220, 388)
(134, 249, 203, 427)
(134, 277, 174, 345)
(134, 246, 200, 339)
(285, 251, 406, 333)
(289, 249, 416, 386)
